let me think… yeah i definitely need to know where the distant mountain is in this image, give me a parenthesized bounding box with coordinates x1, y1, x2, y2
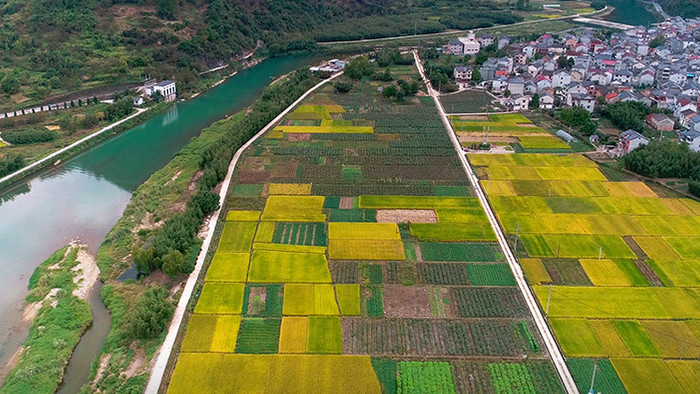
(659, 0, 700, 18)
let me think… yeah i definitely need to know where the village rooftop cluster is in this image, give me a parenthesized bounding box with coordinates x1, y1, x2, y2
(443, 16, 700, 153)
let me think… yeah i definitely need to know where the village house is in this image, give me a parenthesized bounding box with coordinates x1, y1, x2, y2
(681, 129, 700, 152)
(619, 130, 649, 153)
(646, 113, 675, 131)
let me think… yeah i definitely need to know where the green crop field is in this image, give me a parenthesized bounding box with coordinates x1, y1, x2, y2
(217, 222, 257, 253)
(194, 283, 245, 314)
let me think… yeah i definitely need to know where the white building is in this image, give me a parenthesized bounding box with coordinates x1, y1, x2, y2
(681, 129, 700, 152)
(147, 80, 177, 101)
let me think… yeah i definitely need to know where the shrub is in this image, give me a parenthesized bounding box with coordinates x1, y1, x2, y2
(2, 127, 56, 144)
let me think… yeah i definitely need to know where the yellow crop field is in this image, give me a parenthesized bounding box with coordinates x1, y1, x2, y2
(602, 182, 657, 198)
(206, 253, 250, 282)
(225, 210, 261, 221)
(358, 195, 479, 209)
(336, 284, 361, 315)
(268, 183, 312, 195)
(248, 250, 332, 283)
(254, 222, 275, 243)
(640, 320, 700, 358)
(470, 153, 597, 168)
(482, 180, 517, 195)
(588, 319, 631, 357)
(550, 318, 603, 357)
(218, 222, 257, 253)
(648, 259, 700, 286)
(661, 198, 698, 215)
(261, 195, 326, 222)
(328, 222, 400, 240)
(252, 243, 326, 254)
(633, 236, 680, 260)
(611, 358, 684, 393)
(282, 284, 339, 316)
(181, 315, 241, 353)
(168, 354, 381, 393)
(664, 237, 700, 259)
(328, 239, 405, 260)
(579, 259, 632, 286)
(194, 283, 245, 314)
(279, 317, 308, 354)
(519, 258, 552, 285)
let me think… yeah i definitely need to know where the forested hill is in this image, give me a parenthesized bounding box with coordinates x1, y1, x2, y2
(659, 0, 700, 18)
(0, 0, 520, 108)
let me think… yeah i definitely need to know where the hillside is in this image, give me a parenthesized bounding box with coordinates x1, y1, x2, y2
(659, 0, 700, 18)
(0, 0, 521, 110)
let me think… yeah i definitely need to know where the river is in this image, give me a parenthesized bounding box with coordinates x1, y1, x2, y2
(0, 53, 319, 390)
(602, 0, 661, 26)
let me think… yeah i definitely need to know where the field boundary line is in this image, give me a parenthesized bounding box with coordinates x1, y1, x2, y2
(0, 107, 148, 188)
(145, 71, 342, 393)
(413, 50, 579, 394)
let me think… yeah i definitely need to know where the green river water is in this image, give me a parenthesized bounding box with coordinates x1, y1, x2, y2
(0, 53, 318, 391)
(603, 0, 661, 26)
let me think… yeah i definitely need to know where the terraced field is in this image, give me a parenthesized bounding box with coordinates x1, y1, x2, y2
(451, 113, 572, 152)
(470, 152, 700, 393)
(167, 64, 565, 393)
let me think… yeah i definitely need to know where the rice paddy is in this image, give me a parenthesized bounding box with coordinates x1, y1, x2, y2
(471, 152, 700, 393)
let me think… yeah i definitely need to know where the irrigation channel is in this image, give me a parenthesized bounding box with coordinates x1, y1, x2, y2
(0, 53, 320, 392)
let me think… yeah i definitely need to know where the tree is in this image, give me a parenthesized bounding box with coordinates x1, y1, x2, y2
(472, 67, 482, 83)
(557, 55, 575, 70)
(649, 36, 665, 48)
(334, 81, 352, 93)
(603, 101, 651, 132)
(157, 0, 176, 20)
(161, 250, 184, 278)
(530, 93, 540, 109)
(559, 106, 591, 126)
(345, 56, 374, 80)
(133, 247, 156, 276)
(129, 287, 174, 340)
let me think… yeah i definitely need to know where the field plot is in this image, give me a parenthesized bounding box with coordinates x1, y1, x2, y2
(440, 89, 493, 113)
(451, 113, 572, 152)
(169, 64, 564, 393)
(472, 152, 700, 393)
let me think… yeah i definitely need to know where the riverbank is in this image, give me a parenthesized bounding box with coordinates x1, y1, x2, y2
(0, 243, 98, 393)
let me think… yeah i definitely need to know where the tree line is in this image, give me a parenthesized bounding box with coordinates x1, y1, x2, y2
(622, 140, 700, 197)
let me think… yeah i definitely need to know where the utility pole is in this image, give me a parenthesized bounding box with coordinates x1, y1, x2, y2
(546, 284, 553, 317)
(588, 361, 598, 394)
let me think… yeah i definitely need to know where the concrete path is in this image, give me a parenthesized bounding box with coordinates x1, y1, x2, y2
(413, 50, 579, 394)
(0, 107, 149, 188)
(145, 72, 343, 394)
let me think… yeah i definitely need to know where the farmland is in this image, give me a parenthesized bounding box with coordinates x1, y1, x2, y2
(166, 62, 565, 392)
(451, 113, 572, 152)
(471, 152, 700, 393)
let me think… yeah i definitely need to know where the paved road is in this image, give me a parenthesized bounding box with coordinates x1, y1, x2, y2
(0, 107, 149, 187)
(144, 72, 343, 394)
(413, 50, 579, 394)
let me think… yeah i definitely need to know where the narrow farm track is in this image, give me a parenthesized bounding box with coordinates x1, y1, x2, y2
(413, 50, 579, 394)
(145, 72, 343, 393)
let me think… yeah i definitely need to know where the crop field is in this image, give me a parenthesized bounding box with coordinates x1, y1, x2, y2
(450, 113, 572, 152)
(168, 64, 565, 393)
(439, 89, 493, 114)
(472, 152, 700, 392)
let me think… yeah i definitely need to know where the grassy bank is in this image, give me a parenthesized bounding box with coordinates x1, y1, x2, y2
(0, 245, 92, 394)
(80, 69, 322, 393)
